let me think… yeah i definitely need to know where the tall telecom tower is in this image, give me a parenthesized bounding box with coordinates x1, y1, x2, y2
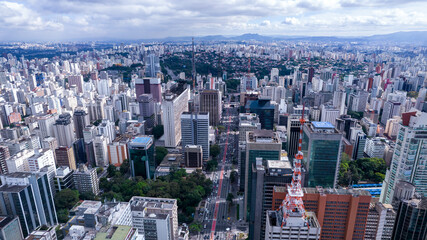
(280, 104, 307, 227)
(192, 37, 196, 92)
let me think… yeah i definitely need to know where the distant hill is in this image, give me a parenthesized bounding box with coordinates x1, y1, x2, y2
(134, 31, 427, 45)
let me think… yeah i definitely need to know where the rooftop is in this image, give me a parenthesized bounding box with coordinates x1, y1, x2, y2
(130, 136, 153, 147)
(312, 121, 335, 129)
(94, 225, 134, 240)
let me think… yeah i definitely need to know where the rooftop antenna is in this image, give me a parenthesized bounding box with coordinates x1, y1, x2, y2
(280, 102, 307, 227)
(192, 37, 196, 92)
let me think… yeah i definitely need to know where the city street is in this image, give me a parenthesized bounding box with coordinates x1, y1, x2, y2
(192, 102, 245, 240)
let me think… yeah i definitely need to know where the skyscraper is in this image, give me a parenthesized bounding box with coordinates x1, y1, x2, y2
(55, 146, 77, 170)
(352, 132, 366, 160)
(38, 114, 58, 139)
(53, 113, 75, 147)
(392, 198, 427, 240)
(302, 121, 343, 188)
(73, 109, 89, 139)
(73, 164, 99, 195)
(199, 89, 221, 126)
(145, 54, 161, 78)
(245, 98, 275, 130)
(381, 110, 427, 203)
(249, 157, 292, 240)
(0, 172, 58, 237)
(244, 130, 281, 220)
(181, 112, 209, 160)
(128, 136, 155, 179)
(162, 85, 189, 148)
(135, 78, 162, 102)
(381, 100, 401, 125)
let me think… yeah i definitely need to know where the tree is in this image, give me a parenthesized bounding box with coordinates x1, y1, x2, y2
(227, 193, 234, 205)
(107, 165, 117, 178)
(155, 147, 168, 165)
(120, 159, 130, 175)
(55, 189, 79, 210)
(210, 144, 220, 158)
(189, 222, 202, 233)
(57, 209, 70, 223)
(152, 125, 164, 140)
(79, 191, 96, 201)
(230, 171, 238, 184)
(206, 159, 218, 171)
(96, 167, 104, 175)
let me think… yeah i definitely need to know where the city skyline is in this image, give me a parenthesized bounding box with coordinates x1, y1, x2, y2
(1, 0, 427, 41)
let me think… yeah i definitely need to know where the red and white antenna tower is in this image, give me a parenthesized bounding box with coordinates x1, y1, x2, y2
(281, 103, 307, 227)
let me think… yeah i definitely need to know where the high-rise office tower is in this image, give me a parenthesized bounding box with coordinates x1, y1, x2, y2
(320, 104, 340, 125)
(364, 138, 386, 158)
(302, 122, 343, 188)
(135, 78, 162, 103)
(364, 202, 396, 240)
(73, 109, 89, 139)
(392, 198, 427, 240)
(0, 216, 24, 240)
(162, 85, 189, 148)
(181, 112, 209, 160)
(244, 130, 281, 220)
(246, 98, 275, 130)
(272, 187, 371, 240)
(93, 135, 109, 167)
(145, 54, 161, 78)
(352, 132, 366, 160)
(128, 136, 155, 179)
(129, 196, 178, 240)
(335, 115, 357, 140)
(381, 100, 401, 125)
(38, 114, 58, 139)
(53, 113, 75, 147)
(381, 110, 427, 203)
(68, 75, 84, 93)
(73, 164, 99, 195)
(0, 172, 58, 237)
(286, 114, 308, 158)
(199, 89, 221, 126)
(55, 146, 76, 170)
(249, 156, 292, 240)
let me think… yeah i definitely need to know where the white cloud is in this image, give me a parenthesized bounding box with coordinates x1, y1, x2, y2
(0, 0, 426, 40)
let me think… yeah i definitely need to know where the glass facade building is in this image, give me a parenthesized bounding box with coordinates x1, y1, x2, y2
(302, 122, 343, 188)
(128, 136, 155, 179)
(0, 172, 57, 237)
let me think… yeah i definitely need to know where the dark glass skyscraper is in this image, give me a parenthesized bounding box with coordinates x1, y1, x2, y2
(128, 136, 155, 179)
(302, 121, 343, 188)
(392, 198, 427, 240)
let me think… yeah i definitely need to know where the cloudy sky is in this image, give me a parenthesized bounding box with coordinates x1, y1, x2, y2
(0, 0, 426, 41)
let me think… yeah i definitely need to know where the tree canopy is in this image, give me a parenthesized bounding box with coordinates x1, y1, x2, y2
(155, 147, 168, 165)
(210, 144, 221, 159)
(152, 125, 164, 140)
(338, 155, 386, 186)
(99, 168, 212, 224)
